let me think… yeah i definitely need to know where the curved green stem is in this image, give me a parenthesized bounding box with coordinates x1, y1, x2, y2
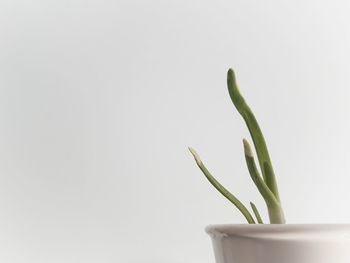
(243, 139, 285, 223)
(250, 202, 263, 224)
(243, 139, 279, 206)
(227, 69, 280, 201)
(189, 147, 256, 224)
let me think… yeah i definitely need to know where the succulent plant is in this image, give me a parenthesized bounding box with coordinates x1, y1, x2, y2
(189, 69, 285, 224)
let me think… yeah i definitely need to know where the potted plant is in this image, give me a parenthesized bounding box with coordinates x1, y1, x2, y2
(189, 69, 350, 263)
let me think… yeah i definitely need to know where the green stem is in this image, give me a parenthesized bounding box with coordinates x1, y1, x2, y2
(227, 69, 280, 201)
(250, 202, 263, 224)
(243, 139, 285, 223)
(189, 147, 256, 224)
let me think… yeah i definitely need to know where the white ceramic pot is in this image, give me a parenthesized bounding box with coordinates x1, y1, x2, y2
(206, 224, 350, 263)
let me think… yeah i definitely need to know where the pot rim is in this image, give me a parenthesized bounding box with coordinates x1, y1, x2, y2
(206, 224, 350, 240)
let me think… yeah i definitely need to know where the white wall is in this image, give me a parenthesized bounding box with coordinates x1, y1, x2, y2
(1, 0, 350, 262)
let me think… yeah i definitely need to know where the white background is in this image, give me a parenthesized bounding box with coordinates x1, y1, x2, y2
(1, 0, 350, 262)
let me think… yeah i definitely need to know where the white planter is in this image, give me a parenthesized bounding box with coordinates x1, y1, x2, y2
(206, 224, 350, 263)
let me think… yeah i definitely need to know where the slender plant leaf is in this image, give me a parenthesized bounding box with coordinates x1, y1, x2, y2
(227, 69, 280, 201)
(263, 162, 285, 223)
(250, 202, 263, 224)
(243, 139, 285, 223)
(188, 147, 256, 224)
(243, 139, 279, 206)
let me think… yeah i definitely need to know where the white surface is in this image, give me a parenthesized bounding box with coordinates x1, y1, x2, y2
(208, 225, 350, 263)
(1, 1, 350, 263)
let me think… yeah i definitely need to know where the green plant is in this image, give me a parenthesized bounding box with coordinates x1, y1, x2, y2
(189, 69, 285, 224)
